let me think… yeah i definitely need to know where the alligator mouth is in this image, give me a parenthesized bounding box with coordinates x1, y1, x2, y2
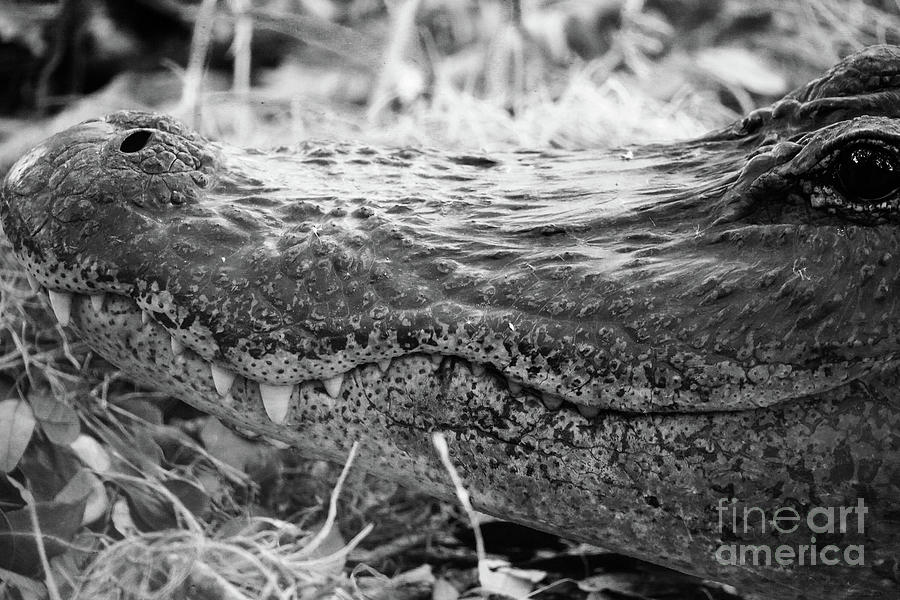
(17, 216, 887, 424)
(36, 283, 610, 428)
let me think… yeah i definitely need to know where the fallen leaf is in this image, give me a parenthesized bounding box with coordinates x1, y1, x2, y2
(432, 577, 460, 600)
(579, 573, 636, 592)
(18, 438, 83, 501)
(478, 558, 543, 600)
(117, 478, 210, 532)
(28, 393, 80, 446)
(0, 473, 25, 511)
(0, 567, 47, 600)
(200, 417, 276, 473)
(392, 563, 435, 586)
(89, 419, 162, 472)
(0, 399, 36, 472)
(54, 468, 107, 525)
(69, 434, 111, 473)
(0, 495, 87, 577)
(111, 498, 138, 536)
(112, 426, 164, 470)
(164, 479, 211, 520)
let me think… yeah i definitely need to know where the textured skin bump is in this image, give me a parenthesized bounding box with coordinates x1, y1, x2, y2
(4, 46, 900, 600)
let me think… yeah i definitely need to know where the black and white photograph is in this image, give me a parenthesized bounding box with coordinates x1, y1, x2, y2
(0, 1, 897, 599)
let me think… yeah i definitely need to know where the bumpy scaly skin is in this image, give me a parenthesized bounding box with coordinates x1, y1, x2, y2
(4, 46, 900, 599)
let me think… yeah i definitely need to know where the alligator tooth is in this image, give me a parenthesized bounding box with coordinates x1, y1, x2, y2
(577, 403, 600, 418)
(141, 311, 150, 325)
(471, 363, 485, 376)
(377, 359, 391, 372)
(90, 294, 105, 312)
(210, 364, 235, 396)
(170, 337, 185, 356)
(47, 290, 72, 326)
(428, 354, 443, 366)
(541, 393, 564, 410)
(25, 271, 39, 292)
(322, 374, 343, 399)
(508, 380, 523, 396)
(259, 383, 293, 424)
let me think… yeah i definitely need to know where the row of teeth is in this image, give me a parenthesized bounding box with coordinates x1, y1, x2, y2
(33, 273, 598, 425)
(41, 282, 343, 423)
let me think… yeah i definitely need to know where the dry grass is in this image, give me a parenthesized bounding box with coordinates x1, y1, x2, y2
(70, 446, 369, 600)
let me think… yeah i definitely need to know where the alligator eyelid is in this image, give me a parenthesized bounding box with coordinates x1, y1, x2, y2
(833, 139, 900, 161)
(817, 129, 900, 159)
(805, 138, 900, 181)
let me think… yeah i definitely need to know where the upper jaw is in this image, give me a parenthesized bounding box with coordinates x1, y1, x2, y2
(17, 251, 889, 421)
(34, 285, 605, 426)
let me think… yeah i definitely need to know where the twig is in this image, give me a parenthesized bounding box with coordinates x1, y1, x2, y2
(431, 433, 486, 562)
(181, 0, 220, 125)
(367, 0, 424, 122)
(294, 441, 361, 558)
(8, 478, 63, 600)
(229, 0, 253, 138)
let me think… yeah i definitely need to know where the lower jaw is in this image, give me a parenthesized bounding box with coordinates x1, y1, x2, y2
(38, 290, 900, 598)
(64, 290, 612, 503)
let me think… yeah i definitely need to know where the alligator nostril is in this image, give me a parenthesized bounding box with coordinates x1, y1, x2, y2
(120, 130, 153, 153)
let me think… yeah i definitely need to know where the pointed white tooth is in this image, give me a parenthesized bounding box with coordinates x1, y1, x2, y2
(428, 353, 443, 366)
(210, 364, 235, 396)
(508, 380, 523, 396)
(141, 311, 150, 325)
(48, 290, 72, 326)
(377, 359, 391, 372)
(90, 294, 104, 312)
(259, 383, 293, 424)
(471, 363, 485, 376)
(170, 337, 185, 356)
(322, 374, 343, 399)
(25, 271, 39, 292)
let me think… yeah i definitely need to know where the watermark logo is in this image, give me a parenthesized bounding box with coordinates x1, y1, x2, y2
(714, 498, 867, 567)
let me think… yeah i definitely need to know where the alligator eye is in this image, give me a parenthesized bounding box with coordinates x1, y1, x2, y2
(120, 130, 153, 153)
(836, 144, 900, 202)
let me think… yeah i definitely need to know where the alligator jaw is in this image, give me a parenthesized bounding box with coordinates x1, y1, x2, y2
(37, 278, 900, 600)
(35, 285, 611, 428)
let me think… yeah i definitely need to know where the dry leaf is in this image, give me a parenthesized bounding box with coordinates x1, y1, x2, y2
(478, 558, 544, 599)
(29, 392, 80, 446)
(0, 399, 36, 472)
(69, 434, 111, 473)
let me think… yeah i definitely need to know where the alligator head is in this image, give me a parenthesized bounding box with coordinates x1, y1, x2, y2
(4, 45, 900, 600)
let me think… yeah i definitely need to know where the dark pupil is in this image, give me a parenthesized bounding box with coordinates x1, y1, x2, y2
(837, 145, 900, 202)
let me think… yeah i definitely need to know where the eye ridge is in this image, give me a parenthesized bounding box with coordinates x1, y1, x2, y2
(835, 142, 900, 203)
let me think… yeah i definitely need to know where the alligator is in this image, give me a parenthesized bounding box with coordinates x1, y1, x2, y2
(3, 44, 900, 600)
